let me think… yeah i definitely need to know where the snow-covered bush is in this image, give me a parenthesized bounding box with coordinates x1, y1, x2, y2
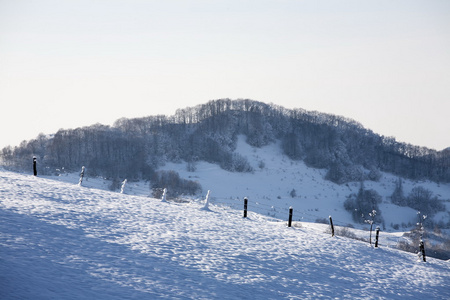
(220, 153, 253, 173)
(109, 177, 122, 191)
(151, 170, 201, 199)
(326, 163, 365, 184)
(367, 167, 382, 181)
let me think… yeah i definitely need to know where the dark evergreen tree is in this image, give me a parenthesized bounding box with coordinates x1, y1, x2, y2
(391, 178, 406, 206)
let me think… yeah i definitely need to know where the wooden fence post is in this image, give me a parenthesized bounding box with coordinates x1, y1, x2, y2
(329, 216, 335, 237)
(161, 188, 167, 202)
(288, 207, 293, 227)
(420, 240, 426, 262)
(243, 197, 248, 218)
(202, 190, 211, 210)
(78, 166, 85, 186)
(375, 227, 380, 248)
(33, 156, 37, 176)
(120, 179, 127, 194)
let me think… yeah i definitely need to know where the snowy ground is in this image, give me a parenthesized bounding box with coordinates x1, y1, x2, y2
(158, 136, 450, 231)
(1, 170, 449, 299)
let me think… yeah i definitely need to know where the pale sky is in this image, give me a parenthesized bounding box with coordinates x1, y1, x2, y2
(1, 0, 449, 150)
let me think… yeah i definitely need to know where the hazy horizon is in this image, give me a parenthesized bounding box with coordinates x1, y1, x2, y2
(1, 0, 449, 150)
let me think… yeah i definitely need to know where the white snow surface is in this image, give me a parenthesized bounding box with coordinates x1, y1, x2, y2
(159, 136, 450, 230)
(1, 170, 450, 299)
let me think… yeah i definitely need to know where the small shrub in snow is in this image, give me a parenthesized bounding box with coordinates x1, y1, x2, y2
(258, 160, 265, 169)
(220, 153, 253, 173)
(291, 222, 302, 228)
(324, 226, 366, 242)
(109, 177, 121, 191)
(290, 189, 297, 198)
(397, 240, 417, 253)
(336, 227, 358, 240)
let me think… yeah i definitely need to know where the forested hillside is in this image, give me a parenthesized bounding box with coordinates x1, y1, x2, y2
(1, 99, 449, 184)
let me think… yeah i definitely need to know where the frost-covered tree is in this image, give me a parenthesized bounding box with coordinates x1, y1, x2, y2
(1, 99, 449, 183)
(325, 163, 365, 184)
(406, 186, 445, 216)
(325, 162, 347, 184)
(365, 210, 377, 246)
(344, 182, 383, 224)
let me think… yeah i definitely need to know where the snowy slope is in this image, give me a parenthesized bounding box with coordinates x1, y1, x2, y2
(1, 170, 449, 299)
(159, 136, 450, 230)
(38, 136, 450, 232)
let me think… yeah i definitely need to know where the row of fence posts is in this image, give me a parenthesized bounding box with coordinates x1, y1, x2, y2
(32, 158, 86, 185)
(32, 156, 426, 262)
(243, 197, 385, 250)
(158, 192, 424, 259)
(33, 158, 131, 193)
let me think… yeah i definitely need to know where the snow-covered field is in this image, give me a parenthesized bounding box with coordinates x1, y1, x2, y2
(1, 170, 449, 299)
(158, 136, 450, 231)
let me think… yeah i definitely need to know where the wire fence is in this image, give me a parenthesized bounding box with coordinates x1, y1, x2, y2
(67, 171, 425, 255)
(69, 172, 431, 260)
(115, 180, 370, 233)
(208, 195, 351, 227)
(56, 172, 367, 229)
(74, 175, 378, 231)
(198, 195, 415, 253)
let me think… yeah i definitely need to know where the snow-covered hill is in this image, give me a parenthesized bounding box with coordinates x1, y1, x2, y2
(1, 169, 449, 299)
(40, 135, 450, 232)
(159, 136, 450, 230)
